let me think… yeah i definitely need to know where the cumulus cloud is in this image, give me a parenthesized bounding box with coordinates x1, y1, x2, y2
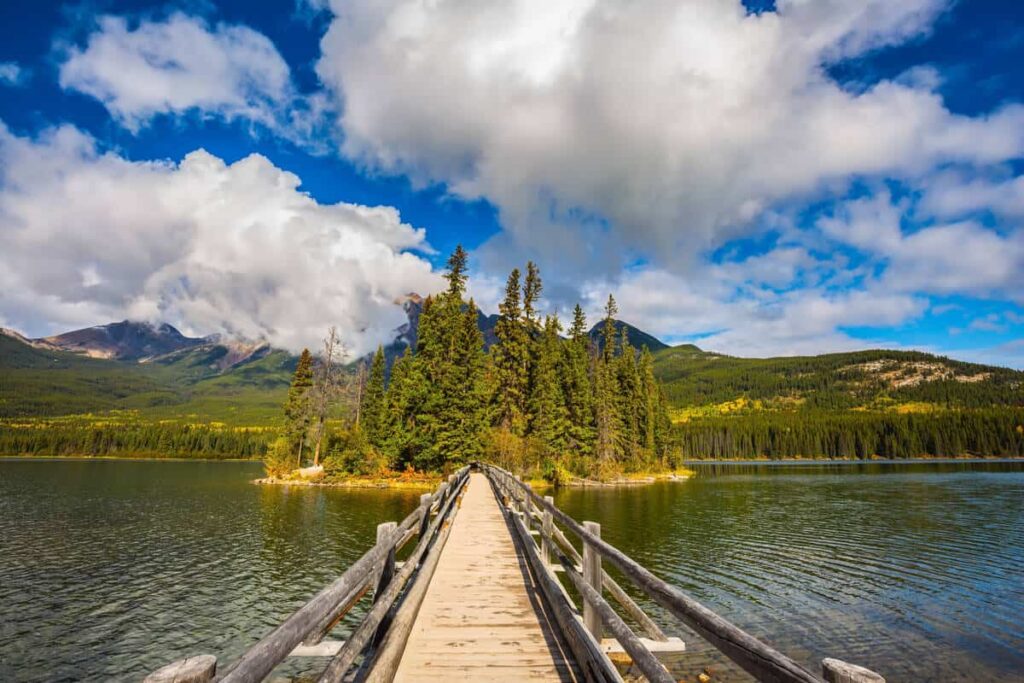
(818, 192, 1024, 302)
(58, 13, 332, 150)
(575, 264, 927, 358)
(0, 123, 441, 354)
(315, 0, 1024, 273)
(920, 170, 1024, 219)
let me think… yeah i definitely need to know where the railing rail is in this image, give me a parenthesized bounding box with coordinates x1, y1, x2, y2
(145, 466, 470, 683)
(480, 462, 885, 683)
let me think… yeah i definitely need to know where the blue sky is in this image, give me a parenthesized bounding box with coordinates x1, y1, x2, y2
(0, 0, 1022, 366)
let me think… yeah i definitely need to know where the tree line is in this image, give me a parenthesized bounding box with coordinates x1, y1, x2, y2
(269, 247, 673, 481)
(0, 419, 270, 459)
(672, 408, 1024, 460)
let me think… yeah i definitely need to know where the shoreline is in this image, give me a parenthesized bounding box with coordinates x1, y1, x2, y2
(0, 454, 261, 463)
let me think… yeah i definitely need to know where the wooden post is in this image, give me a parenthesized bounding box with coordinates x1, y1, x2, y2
(373, 522, 397, 601)
(822, 659, 885, 683)
(417, 493, 432, 539)
(541, 496, 554, 566)
(523, 483, 533, 531)
(372, 521, 397, 647)
(582, 521, 603, 640)
(145, 655, 216, 683)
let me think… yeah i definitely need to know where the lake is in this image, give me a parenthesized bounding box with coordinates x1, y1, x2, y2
(0, 459, 1021, 682)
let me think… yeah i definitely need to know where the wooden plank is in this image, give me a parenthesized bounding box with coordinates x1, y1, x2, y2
(392, 473, 579, 682)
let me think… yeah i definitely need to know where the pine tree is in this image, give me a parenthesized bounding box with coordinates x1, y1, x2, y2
(638, 347, 658, 455)
(444, 244, 469, 298)
(616, 328, 642, 462)
(561, 304, 595, 456)
(361, 346, 387, 447)
(283, 348, 314, 467)
(594, 295, 622, 467)
(601, 294, 618, 361)
(529, 315, 570, 457)
(568, 304, 588, 343)
(522, 261, 543, 333)
(491, 268, 531, 435)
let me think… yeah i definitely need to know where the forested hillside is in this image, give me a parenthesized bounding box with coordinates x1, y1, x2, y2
(654, 345, 1024, 459)
(2, 271, 1023, 463)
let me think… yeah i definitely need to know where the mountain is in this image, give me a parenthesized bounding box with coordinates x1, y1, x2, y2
(0, 327, 295, 423)
(589, 319, 669, 353)
(2, 300, 1021, 429)
(31, 320, 207, 360)
(652, 344, 1024, 415)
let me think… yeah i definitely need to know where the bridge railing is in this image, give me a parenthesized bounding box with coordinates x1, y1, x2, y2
(144, 466, 471, 683)
(480, 463, 885, 683)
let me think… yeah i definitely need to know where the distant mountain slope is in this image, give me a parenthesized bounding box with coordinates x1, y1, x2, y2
(589, 319, 669, 352)
(3, 304, 1022, 430)
(34, 321, 206, 360)
(652, 344, 1024, 413)
(0, 330, 294, 423)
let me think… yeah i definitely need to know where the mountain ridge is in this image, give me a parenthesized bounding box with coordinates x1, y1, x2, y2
(2, 299, 1021, 425)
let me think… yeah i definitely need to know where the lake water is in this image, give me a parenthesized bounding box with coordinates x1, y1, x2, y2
(0, 459, 1021, 682)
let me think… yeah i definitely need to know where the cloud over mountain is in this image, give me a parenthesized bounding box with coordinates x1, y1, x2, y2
(0, 123, 441, 355)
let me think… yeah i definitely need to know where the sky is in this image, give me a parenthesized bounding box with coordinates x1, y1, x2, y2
(0, 0, 1023, 367)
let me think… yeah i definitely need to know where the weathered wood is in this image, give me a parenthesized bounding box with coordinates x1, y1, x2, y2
(486, 464, 826, 683)
(290, 640, 344, 657)
(523, 482, 533, 531)
(302, 579, 370, 646)
(217, 537, 397, 682)
(504, 491, 621, 683)
(363, 508, 455, 682)
(386, 473, 585, 682)
(546, 517, 668, 641)
(822, 659, 886, 683)
(541, 495, 554, 566)
(372, 521, 398, 647)
(316, 470, 468, 683)
(582, 521, 603, 641)
(417, 492, 433, 539)
(144, 654, 216, 683)
(217, 468, 467, 683)
(559, 559, 675, 683)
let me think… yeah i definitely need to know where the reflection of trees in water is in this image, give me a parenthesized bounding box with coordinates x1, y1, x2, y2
(255, 485, 422, 588)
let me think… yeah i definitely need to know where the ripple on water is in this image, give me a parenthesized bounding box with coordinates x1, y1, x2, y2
(553, 463, 1024, 683)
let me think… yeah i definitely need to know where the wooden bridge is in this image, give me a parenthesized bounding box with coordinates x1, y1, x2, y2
(146, 465, 885, 683)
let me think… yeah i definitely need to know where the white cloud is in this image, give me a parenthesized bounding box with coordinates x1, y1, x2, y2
(0, 62, 27, 87)
(573, 260, 927, 358)
(818, 192, 1024, 303)
(920, 170, 1024, 219)
(0, 122, 442, 355)
(58, 13, 331, 150)
(315, 0, 1024, 273)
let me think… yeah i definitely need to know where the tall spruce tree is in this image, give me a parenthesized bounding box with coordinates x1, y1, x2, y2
(522, 261, 543, 333)
(283, 348, 314, 466)
(594, 296, 623, 465)
(601, 294, 619, 361)
(492, 268, 531, 435)
(444, 244, 469, 298)
(361, 346, 387, 447)
(616, 328, 642, 462)
(529, 315, 570, 456)
(561, 304, 595, 455)
(638, 347, 658, 455)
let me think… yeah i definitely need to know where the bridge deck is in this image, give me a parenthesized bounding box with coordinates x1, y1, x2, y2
(393, 472, 579, 682)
